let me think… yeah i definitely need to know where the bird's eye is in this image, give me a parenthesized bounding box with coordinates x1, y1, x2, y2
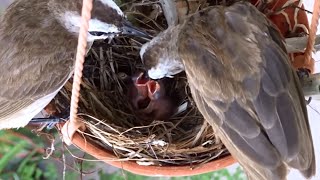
(89, 31, 105, 36)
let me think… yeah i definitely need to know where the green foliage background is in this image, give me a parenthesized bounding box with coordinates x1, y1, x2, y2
(0, 129, 245, 180)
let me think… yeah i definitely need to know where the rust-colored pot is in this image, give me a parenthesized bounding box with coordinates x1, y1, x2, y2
(70, 131, 236, 176)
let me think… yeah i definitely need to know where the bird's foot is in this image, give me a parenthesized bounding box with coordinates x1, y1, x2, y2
(29, 100, 70, 131)
(29, 116, 66, 131)
(296, 68, 313, 104)
(296, 68, 310, 79)
(29, 104, 69, 131)
(305, 97, 312, 105)
(61, 118, 86, 146)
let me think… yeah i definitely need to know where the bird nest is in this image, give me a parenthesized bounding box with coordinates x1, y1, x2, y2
(55, 0, 229, 167)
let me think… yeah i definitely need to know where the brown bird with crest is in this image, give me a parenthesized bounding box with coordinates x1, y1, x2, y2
(0, 0, 149, 131)
(140, 2, 315, 180)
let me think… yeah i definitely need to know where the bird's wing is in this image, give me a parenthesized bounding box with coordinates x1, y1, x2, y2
(178, 2, 314, 179)
(0, 46, 74, 128)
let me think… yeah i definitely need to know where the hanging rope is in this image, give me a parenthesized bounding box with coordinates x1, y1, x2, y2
(68, 0, 93, 133)
(304, 0, 320, 68)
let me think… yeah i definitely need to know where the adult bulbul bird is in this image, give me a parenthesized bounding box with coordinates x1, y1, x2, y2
(0, 0, 149, 129)
(140, 2, 315, 180)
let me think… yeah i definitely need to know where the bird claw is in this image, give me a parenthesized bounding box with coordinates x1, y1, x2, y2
(305, 97, 312, 105)
(297, 68, 310, 79)
(29, 117, 66, 130)
(29, 103, 69, 131)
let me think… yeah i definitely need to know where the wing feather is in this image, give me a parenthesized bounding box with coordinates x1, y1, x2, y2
(0, 36, 74, 127)
(178, 2, 314, 179)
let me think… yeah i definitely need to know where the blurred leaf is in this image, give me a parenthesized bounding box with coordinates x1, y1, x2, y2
(98, 171, 124, 180)
(0, 130, 6, 136)
(0, 140, 27, 173)
(35, 168, 43, 180)
(43, 163, 58, 180)
(233, 167, 246, 180)
(65, 171, 79, 180)
(22, 163, 36, 178)
(98, 167, 246, 180)
(17, 149, 37, 174)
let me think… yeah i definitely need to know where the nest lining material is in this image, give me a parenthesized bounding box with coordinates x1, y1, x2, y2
(55, 0, 228, 168)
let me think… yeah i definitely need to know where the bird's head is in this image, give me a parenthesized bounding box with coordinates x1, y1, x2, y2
(140, 26, 184, 79)
(48, 0, 150, 41)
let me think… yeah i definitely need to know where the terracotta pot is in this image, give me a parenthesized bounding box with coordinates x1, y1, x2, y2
(70, 131, 236, 176)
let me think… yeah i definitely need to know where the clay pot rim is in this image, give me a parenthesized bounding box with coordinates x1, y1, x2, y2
(71, 132, 236, 177)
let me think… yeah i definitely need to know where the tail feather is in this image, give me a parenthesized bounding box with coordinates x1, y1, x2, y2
(214, 125, 288, 180)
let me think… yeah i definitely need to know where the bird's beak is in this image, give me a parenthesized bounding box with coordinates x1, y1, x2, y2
(121, 21, 152, 39)
(134, 72, 150, 98)
(135, 72, 149, 85)
(147, 80, 161, 100)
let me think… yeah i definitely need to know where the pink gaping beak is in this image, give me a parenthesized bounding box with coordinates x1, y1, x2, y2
(135, 72, 162, 99)
(146, 80, 161, 100)
(129, 72, 176, 121)
(134, 72, 150, 99)
(132, 72, 162, 110)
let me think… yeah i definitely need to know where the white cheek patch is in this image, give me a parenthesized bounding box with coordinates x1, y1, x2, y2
(148, 57, 184, 79)
(61, 11, 82, 34)
(88, 18, 120, 34)
(148, 66, 170, 79)
(60, 12, 120, 41)
(97, 0, 124, 16)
